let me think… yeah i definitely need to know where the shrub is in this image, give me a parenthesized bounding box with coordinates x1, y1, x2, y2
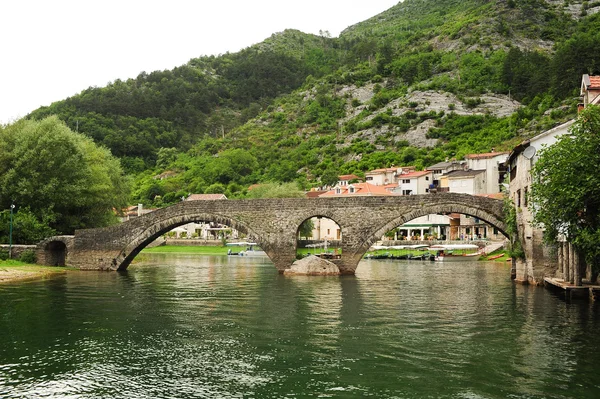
(0, 250, 8, 261)
(19, 250, 37, 264)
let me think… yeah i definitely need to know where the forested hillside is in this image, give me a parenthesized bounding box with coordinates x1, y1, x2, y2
(26, 0, 600, 208)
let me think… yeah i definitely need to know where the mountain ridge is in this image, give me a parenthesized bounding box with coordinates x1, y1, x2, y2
(20, 0, 600, 205)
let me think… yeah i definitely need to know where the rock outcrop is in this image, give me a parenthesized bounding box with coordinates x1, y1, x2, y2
(284, 255, 341, 276)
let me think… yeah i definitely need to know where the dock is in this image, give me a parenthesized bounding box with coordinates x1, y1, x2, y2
(544, 277, 600, 300)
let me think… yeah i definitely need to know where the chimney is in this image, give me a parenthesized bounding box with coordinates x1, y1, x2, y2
(137, 203, 143, 217)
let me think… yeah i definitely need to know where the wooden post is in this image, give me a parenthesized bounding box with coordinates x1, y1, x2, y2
(564, 243, 570, 283)
(569, 243, 576, 285)
(558, 243, 564, 280)
(574, 247, 582, 287)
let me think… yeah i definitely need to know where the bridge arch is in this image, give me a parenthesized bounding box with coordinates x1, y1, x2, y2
(114, 212, 268, 271)
(349, 203, 509, 265)
(36, 236, 74, 266)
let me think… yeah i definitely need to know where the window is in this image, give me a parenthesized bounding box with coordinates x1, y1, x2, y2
(402, 190, 413, 195)
(349, 186, 355, 194)
(366, 176, 373, 181)
(516, 189, 521, 207)
(402, 179, 410, 184)
(425, 189, 429, 193)
(425, 176, 429, 181)
(524, 186, 528, 207)
(335, 188, 341, 194)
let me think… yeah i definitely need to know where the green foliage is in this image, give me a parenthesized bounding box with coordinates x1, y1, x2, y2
(0, 207, 56, 245)
(245, 183, 305, 199)
(19, 250, 37, 264)
(299, 219, 315, 238)
(531, 106, 600, 272)
(0, 116, 129, 236)
(503, 194, 525, 260)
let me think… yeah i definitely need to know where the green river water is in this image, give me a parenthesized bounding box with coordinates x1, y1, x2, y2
(1, 254, 599, 398)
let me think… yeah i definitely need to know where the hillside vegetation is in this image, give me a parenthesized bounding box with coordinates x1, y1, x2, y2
(23, 0, 600, 209)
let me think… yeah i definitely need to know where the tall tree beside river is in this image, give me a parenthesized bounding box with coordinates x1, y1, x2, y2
(0, 116, 130, 242)
(530, 106, 600, 278)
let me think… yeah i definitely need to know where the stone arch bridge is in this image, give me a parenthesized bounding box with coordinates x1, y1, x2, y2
(37, 193, 507, 274)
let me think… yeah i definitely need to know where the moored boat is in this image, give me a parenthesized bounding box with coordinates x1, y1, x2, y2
(428, 244, 481, 262)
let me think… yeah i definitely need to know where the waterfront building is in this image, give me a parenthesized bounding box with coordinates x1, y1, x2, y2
(506, 73, 600, 283)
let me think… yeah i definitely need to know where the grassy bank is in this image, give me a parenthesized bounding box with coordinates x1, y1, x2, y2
(481, 249, 512, 262)
(0, 260, 76, 284)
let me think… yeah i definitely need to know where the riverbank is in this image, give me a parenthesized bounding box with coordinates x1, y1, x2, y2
(0, 261, 75, 284)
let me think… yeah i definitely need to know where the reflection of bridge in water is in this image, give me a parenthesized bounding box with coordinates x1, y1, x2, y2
(37, 193, 507, 275)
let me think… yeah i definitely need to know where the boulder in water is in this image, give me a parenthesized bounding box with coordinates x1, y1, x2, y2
(284, 255, 341, 276)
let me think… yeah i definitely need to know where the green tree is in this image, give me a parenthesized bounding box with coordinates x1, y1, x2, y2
(0, 116, 130, 237)
(530, 106, 600, 278)
(320, 167, 339, 187)
(298, 219, 315, 239)
(246, 182, 305, 199)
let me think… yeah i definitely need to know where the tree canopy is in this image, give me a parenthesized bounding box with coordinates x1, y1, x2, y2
(530, 106, 600, 274)
(0, 116, 130, 242)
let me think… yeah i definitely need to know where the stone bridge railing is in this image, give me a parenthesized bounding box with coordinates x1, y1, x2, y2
(37, 193, 507, 275)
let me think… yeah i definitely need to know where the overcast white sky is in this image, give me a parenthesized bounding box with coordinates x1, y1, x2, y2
(0, 0, 400, 124)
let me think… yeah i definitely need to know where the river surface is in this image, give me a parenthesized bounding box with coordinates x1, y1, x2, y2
(1, 254, 600, 398)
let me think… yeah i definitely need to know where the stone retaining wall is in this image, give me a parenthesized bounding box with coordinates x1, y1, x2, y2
(0, 245, 37, 259)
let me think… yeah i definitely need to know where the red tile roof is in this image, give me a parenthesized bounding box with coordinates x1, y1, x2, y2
(321, 182, 399, 197)
(306, 190, 327, 198)
(399, 171, 431, 179)
(338, 174, 361, 181)
(186, 194, 227, 201)
(589, 76, 600, 89)
(465, 152, 508, 159)
(367, 167, 398, 174)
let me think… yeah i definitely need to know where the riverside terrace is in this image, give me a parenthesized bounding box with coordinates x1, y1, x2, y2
(36, 193, 507, 275)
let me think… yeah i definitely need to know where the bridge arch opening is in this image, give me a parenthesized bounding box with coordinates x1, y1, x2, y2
(296, 216, 342, 259)
(354, 205, 509, 268)
(44, 241, 67, 266)
(115, 213, 269, 271)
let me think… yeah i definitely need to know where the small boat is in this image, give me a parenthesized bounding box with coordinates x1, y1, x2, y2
(487, 253, 505, 261)
(428, 244, 481, 262)
(226, 242, 267, 257)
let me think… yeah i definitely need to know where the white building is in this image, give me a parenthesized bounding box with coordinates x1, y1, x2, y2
(465, 152, 509, 194)
(445, 170, 487, 195)
(398, 170, 433, 195)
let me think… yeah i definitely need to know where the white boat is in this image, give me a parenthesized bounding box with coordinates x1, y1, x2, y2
(428, 244, 481, 262)
(226, 242, 267, 257)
